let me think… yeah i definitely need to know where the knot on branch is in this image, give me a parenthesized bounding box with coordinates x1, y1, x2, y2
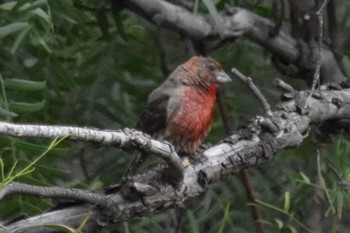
(295, 39, 319, 71)
(332, 97, 344, 109)
(223, 128, 254, 144)
(273, 79, 298, 100)
(237, 145, 262, 167)
(152, 13, 165, 26)
(224, 5, 237, 15)
(256, 116, 279, 134)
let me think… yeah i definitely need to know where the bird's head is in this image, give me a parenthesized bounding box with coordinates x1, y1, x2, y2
(182, 56, 231, 88)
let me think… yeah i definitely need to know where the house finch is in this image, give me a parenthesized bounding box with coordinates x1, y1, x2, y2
(108, 56, 231, 190)
(137, 56, 231, 155)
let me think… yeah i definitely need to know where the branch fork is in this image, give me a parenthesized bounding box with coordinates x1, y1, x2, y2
(2, 85, 350, 230)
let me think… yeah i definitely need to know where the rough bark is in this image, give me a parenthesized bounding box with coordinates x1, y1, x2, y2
(2, 86, 350, 232)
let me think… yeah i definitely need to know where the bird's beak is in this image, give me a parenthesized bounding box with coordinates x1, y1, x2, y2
(215, 70, 232, 83)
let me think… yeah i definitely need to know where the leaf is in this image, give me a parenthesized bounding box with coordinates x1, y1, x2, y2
(186, 210, 199, 233)
(76, 212, 91, 233)
(9, 100, 45, 112)
(43, 224, 75, 233)
(0, 22, 30, 38)
(31, 8, 51, 24)
(217, 202, 231, 233)
(96, 10, 110, 40)
(111, 0, 128, 41)
(342, 56, 350, 77)
(284, 191, 290, 212)
(0, 2, 16, 11)
(0, 107, 18, 118)
(11, 136, 68, 183)
(0, 159, 4, 181)
(12, 0, 46, 12)
(336, 190, 343, 219)
(4, 79, 46, 91)
(299, 172, 311, 184)
(57, 13, 78, 24)
(280, 226, 297, 233)
(11, 25, 32, 54)
(274, 219, 284, 229)
(12, 0, 32, 12)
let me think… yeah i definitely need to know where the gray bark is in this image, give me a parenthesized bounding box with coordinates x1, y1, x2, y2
(2, 86, 350, 232)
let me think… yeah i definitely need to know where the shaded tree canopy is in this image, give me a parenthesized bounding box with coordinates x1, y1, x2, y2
(0, 0, 350, 232)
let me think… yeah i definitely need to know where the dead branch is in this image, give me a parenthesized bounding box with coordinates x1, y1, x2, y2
(1, 85, 350, 232)
(0, 123, 184, 183)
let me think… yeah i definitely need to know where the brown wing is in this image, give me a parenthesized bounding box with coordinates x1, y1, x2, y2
(136, 93, 170, 136)
(136, 66, 186, 136)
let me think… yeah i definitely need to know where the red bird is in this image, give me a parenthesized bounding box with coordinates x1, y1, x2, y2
(136, 56, 231, 155)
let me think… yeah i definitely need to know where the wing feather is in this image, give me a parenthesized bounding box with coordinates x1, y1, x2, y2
(136, 92, 169, 136)
(136, 72, 182, 137)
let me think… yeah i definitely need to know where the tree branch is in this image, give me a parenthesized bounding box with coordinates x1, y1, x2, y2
(2, 86, 350, 232)
(231, 68, 272, 116)
(0, 123, 184, 183)
(122, 0, 346, 83)
(0, 182, 113, 207)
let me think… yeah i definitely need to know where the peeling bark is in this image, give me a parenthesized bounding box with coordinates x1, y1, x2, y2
(2, 86, 350, 232)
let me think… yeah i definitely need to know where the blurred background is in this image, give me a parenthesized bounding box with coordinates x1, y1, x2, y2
(0, 0, 350, 232)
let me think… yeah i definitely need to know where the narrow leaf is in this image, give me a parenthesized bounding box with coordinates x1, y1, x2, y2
(274, 219, 284, 229)
(4, 79, 46, 91)
(186, 210, 199, 233)
(217, 202, 231, 233)
(0, 22, 30, 38)
(43, 224, 75, 233)
(0, 2, 16, 10)
(12, 0, 46, 12)
(284, 191, 290, 212)
(9, 100, 45, 112)
(31, 8, 51, 24)
(11, 25, 32, 54)
(0, 159, 4, 181)
(280, 226, 297, 233)
(0, 106, 18, 118)
(299, 172, 311, 184)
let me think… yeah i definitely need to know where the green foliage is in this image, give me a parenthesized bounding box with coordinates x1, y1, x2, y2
(0, 0, 349, 232)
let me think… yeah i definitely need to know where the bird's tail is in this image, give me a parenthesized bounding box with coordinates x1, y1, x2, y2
(104, 152, 147, 194)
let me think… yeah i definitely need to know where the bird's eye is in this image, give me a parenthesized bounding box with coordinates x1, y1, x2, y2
(208, 64, 215, 71)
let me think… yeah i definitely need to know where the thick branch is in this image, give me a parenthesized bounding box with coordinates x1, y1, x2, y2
(123, 0, 346, 83)
(2, 87, 350, 232)
(123, 0, 213, 39)
(0, 123, 184, 183)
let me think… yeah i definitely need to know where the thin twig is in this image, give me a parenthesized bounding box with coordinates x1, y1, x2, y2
(327, 164, 343, 181)
(241, 169, 264, 233)
(216, 88, 232, 134)
(327, 163, 350, 193)
(273, 79, 296, 93)
(231, 68, 272, 116)
(304, 0, 330, 108)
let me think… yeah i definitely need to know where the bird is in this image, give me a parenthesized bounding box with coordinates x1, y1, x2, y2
(107, 56, 232, 191)
(136, 56, 231, 155)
